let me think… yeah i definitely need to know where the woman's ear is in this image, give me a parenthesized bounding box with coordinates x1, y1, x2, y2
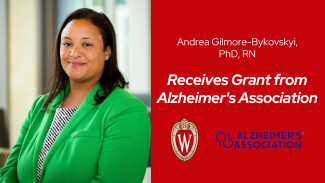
(105, 46, 111, 61)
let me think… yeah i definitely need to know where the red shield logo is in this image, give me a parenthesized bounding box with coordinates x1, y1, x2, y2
(171, 118, 198, 161)
(176, 130, 193, 156)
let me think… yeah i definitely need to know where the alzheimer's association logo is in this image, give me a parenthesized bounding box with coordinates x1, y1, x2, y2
(171, 118, 198, 161)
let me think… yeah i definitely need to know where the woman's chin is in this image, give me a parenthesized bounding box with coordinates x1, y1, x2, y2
(68, 73, 86, 81)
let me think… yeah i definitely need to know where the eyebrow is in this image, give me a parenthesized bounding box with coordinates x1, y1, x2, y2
(62, 36, 94, 40)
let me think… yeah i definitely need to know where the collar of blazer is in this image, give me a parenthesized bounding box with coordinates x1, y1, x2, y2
(33, 80, 103, 182)
(48, 80, 104, 108)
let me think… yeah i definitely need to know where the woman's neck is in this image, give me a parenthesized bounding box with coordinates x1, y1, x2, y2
(61, 79, 98, 108)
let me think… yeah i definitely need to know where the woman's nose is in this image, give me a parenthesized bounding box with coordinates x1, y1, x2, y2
(70, 46, 81, 58)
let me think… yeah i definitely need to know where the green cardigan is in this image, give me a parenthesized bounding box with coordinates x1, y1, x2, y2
(0, 81, 151, 183)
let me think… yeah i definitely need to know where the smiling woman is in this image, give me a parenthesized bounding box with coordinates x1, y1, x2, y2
(58, 18, 111, 108)
(60, 19, 108, 83)
(0, 8, 151, 183)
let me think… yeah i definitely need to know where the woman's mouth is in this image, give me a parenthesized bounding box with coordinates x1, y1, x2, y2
(69, 62, 85, 68)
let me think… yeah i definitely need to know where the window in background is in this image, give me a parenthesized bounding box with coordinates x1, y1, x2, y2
(57, 0, 104, 31)
(114, 0, 130, 83)
(0, 0, 8, 145)
(108, 0, 151, 94)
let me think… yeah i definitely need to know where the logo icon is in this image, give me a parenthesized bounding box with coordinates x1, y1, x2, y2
(171, 118, 198, 161)
(215, 132, 303, 149)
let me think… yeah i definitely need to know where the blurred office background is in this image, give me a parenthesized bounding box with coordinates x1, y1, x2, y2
(0, 0, 151, 182)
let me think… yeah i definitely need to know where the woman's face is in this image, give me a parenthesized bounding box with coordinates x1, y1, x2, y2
(60, 19, 110, 83)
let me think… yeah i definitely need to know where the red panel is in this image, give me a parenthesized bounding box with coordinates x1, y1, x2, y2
(152, 0, 325, 182)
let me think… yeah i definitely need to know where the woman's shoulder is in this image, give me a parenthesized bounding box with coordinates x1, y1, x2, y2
(24, 94, 50, 121)
(101, 87, 147, 110)
(101, 87, 150, 127)
(107, 87, 139, 102)
(31, 94, 49, 110)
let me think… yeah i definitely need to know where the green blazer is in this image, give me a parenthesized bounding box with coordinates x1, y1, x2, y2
(0, 81, 151, 183)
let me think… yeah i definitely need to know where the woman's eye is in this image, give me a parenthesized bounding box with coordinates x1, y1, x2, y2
(83, 43, 92, 47)
(63, 43, 71, 46)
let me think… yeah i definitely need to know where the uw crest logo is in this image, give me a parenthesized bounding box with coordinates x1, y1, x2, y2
(171, 118, 198, 161)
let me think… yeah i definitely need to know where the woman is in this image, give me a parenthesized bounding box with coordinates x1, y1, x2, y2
(0, 8, 150, 183)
